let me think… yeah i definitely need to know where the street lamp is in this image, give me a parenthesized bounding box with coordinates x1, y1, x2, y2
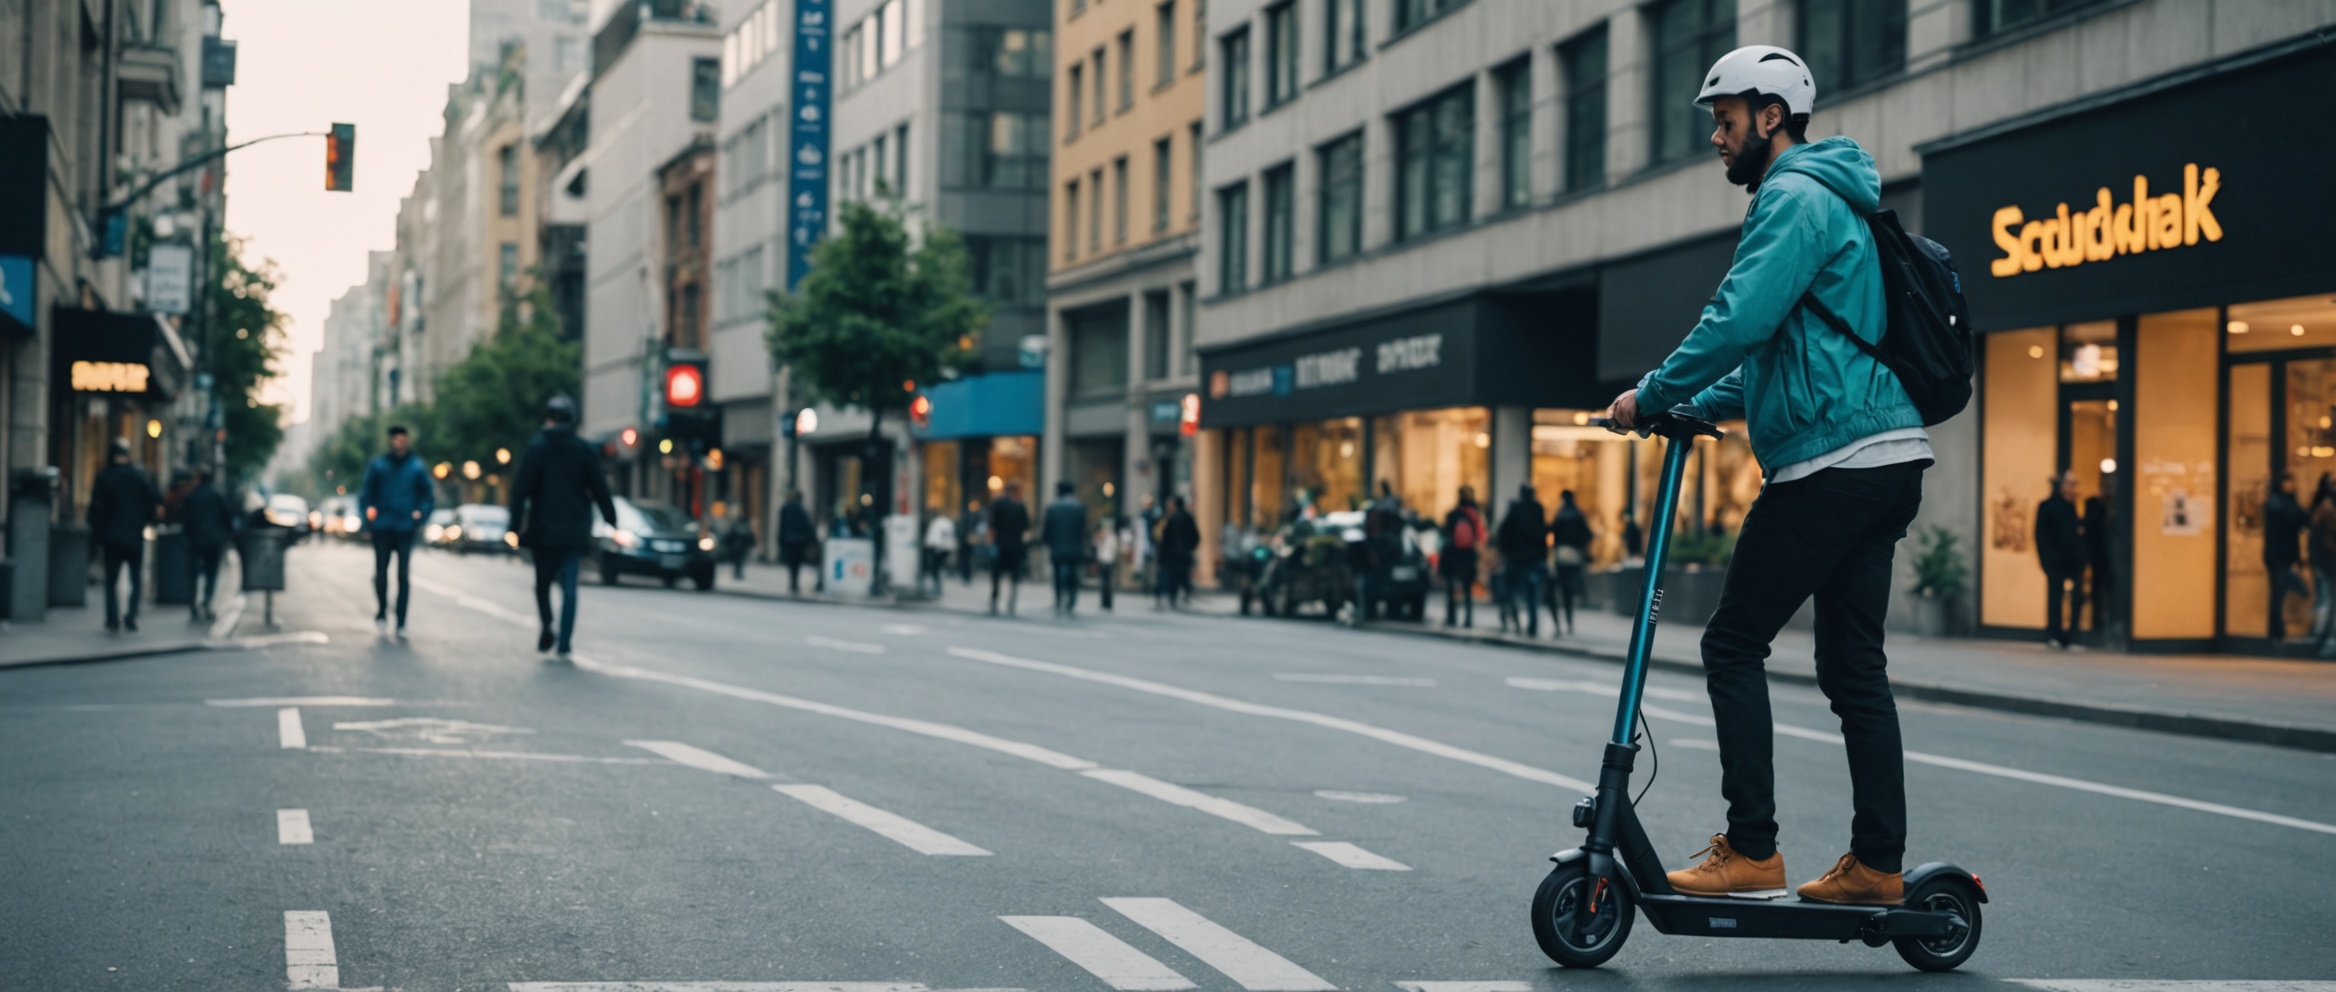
(432, 462, 451, 479)
(462, 460, 481, 480)
(495, 447, 511, 464)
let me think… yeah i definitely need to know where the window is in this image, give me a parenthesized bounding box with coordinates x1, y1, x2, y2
(1117, 30, 1135, 109)
(1978, 0, 2108, 37)
(976, 112, 1049, 189)
(1089, 167, 1104, 253)
(499, 242, 519, 292)
(1496, 59, 1531, 209)
(1801, 0, 1905, 93)
(1068, 64, 1084, 136)
(860, 18, 878, 80)
(1112, 156, 1130, 244)
(975, 27, 1051, 78)
(1560, 25, 1606, 191)
(841, 25, 861, 85)
(1156, 1, 1178, 87)
(895, 123, 909, 195)
(555, 37, 582, 74)
(1261, 162, 1294, 283)
(1153, 136, 1173, 232)
(1263, 3, 1297, 107)
(1069, 308, 1130, 397)
(1220, 27, 1250, 128)
(686, 182, 703, 247)
(967, 236, 1046, 302)
(1393, 0, 1459, 34)
(1217, 181, 1249, 293)
(1064, 180, 1081, 260)
(1324, 0, 1363, 73)
(1189, 121, 1203, 220)
(879, 0, 904, 68)
(678, 283, 701, 347)
(1649, 0, 1733, 165)
(906, 0, 924, 50)
(1394, 83, 1473, 240)
(1144, 290, 1172, 379)
(690, 57, 721, 121)
(498, 144, 520, 216)
(1316, 131, 1362, 264)
(1092, 47, 1107, 124)
(1193, 0, 1207, 70)
(538, 0, 573, 19)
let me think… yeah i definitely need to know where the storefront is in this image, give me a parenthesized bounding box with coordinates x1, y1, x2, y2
(51, 307, 191, 515)
(1922, 38, 2336, 652)
(914, 370, 1043, 520)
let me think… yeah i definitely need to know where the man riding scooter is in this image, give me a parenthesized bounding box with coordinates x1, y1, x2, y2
(1609, 43, 1930, 906)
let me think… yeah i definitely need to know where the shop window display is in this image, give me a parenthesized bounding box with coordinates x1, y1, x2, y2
(1291, 418, 1365, 514)
(1370, 407, 1489, 523)
(1981, 328, 2059, 629)
(2131, 309, 2217, 639)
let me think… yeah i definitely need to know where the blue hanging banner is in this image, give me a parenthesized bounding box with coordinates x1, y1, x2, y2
(784, 0, 833, 291)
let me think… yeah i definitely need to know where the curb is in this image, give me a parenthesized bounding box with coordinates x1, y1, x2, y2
(0, 638, 216, 671)
(1358, 620, 2336, 755)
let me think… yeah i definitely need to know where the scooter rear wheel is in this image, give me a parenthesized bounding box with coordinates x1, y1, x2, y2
(1531, 863, 1633, 968)
(1893, 877, 1982, 972)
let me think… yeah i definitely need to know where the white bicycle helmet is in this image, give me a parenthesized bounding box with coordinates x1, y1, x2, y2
(1693, 45, 1815, 116)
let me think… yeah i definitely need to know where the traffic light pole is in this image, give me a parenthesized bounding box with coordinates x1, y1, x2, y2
(98, 130, 327, 215)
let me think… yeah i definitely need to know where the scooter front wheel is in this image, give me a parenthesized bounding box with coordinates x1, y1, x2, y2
(1893, 876, 1982, 972)
(1531, 863, 1634, 968)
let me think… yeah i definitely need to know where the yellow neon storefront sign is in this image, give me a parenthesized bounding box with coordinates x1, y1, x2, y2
(70, 360, 151, 393)
(1989, 163, 2221, 278)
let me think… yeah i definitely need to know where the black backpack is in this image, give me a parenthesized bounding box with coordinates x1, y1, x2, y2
(1795, 187, 1975, 427)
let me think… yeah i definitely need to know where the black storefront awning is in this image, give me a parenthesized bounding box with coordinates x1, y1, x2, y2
(53, 307, 192, 400)
(1197, 291, 1601, 429)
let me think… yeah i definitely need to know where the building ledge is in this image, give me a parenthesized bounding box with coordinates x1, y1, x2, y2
(118, 43, 183, 114)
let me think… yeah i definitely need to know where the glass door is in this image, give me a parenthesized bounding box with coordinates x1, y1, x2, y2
(2226, 364, 2270, 638)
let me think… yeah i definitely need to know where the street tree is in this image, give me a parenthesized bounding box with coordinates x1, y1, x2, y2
(207, 234, 288, 482)
(432, 281, 581, 479)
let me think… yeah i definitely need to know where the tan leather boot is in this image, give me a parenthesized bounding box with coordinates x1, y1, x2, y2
(1665, 834, 1786, 899)
(1796, 853, 1904, 905)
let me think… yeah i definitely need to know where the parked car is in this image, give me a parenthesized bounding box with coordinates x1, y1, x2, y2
(316, 496, 363, 540)
(452, 503, 514, 555)
(264, 493, 312, 543)
(1253, 515, 1355, 618)
(593, 497, 717, 590)
(421, 508, 460, 549)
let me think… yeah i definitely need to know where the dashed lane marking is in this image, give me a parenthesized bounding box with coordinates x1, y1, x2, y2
(278, 708, 307, 749)
(304, 745, 666, 765)
(1393, 983, 1533, 992)
(207, 696, 395, 708)
(1506, 676, 1704, 703)
(771, 784, 992, 856)
(1313, 790, 1406, 804)
(1101, 898, 1335, 992)
(945, 647, 1594, 792)
(284, 910, 338, 989)
(1000, 916, 1195, 991)
(1271, 674, 1435, 686)
(624, 740, 772, 778)
(1079, 769, 1317, 836)
(278, 809, 313, 845)
(1290, 840, 1410, 870)
(807, 635, 887, 654)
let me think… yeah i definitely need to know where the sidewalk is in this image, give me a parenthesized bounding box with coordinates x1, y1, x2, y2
(1, 554, 249, 670)
(1364, 602, 2336, 753)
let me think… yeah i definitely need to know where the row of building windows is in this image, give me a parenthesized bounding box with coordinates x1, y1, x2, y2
(840, 0, 927, 93)
(714, 244, 768, 325)
(1063, 0, 1200, 144)
(837, 122, 912, 203)
(719, 113, 772, 199)
(719, 0, 785, 89)
(1061, 121, 1202, 264)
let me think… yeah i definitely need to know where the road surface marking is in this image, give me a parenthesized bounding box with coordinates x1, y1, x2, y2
(881, 624, 929, 635)
(1313, 790, 1406, 804)
(1101, 897, 1334, 991)
(1290, 840, 1410, 870)
(207, 696, 396, 708)
(947, 648, 1593, 791)
(771, 784, 991, 856)
(1393, 983, 1533, 992)
(284, 910, 338, 989)
(207, 594, 245, 640)
(1080, 769, 1317, 836)
(807, 635, 886, 654)
(565, 655, 1097, 770)
(1272, 674, 1435, 686)
(410, 576, 539, 627)
(306, 745, 666, 765)
(508, 985, 961, 991)
(624, 740, 771, 778)
(279, 708, 307, 749)
(1507, 676, 1705, 703)
(1000, 916, 1194, 991)
(332, 717, 533, 745)
(2010, 984, 2336, 992)
(1671, 739, 1720, 750)
(219, 630, 332, 649)
(278, 809, 313, 845)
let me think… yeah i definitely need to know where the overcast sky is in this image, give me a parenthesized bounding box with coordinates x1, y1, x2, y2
(222, 0, 470, 423)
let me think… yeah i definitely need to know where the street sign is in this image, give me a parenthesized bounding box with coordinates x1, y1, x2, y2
(0, 254, 33, 330)
(783, 0, 833, 291)
(146, 244, 193, 315)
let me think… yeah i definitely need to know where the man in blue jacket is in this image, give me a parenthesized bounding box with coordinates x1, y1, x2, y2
(1610, 45, 1927, 907)
(359, 425, 434, 638)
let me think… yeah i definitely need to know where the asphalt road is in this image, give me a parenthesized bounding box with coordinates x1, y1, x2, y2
(4, 539, 2334, 992)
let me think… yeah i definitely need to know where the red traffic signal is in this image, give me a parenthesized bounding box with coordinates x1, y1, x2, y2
(909, 394, 932, 430)
(325, 123, 355, 191)
(664, 361, 705, 408)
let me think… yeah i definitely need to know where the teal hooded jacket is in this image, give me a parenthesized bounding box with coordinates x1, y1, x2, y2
(1634, 135, 1923, 471)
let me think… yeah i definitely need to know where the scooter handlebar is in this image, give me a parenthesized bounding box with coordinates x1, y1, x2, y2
(1591, 412, 1727, 441)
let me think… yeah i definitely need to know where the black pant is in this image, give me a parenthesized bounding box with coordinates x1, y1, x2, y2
(371, 529, 416, 625)
(1098, 563, 1115, 610)
(191, 542, 225, 614)
(1159, 554, 1192, 607)
(1703, 462, 1923, 875)
(1504, 564, 1546, 635)
(1053, 557, 1081, 612)
(532, 547, 582, 652)
(2043, 567, 2082, 645)
(2082, 561, 2112, 632)
(101, 542, 143, 627)
(1553, 563, 1584, 632)
(991, 547, 1024, 611)
(1443, 550, 1476, 626)
(2269, 560, 2310, 641)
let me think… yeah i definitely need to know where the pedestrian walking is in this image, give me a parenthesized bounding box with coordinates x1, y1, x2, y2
(1496, 483, 1550, 636)
(359, 424, 434, 639)
(777, 491, 816, 595)
(2263, 472, 2312, 645)
(721, 506, 756, 581)
(1550, 489, 1594, 636)
(2081, 478, 2114, 633)
(1137, 494, 1161, 604)
(988, 483, 1030, 615)
(961, 500, 987, 585)
(1042, 481, 1087, 615)
(509, 396, 618, 660)
(87, 438, 159, 634)
(1094, 517, 1122, 611)
(1608, 45, 1934, 905)
(2034, 472, 2086, 651)
(2309, 476, 2336, 657)
(1440, 487, 1484, 628)
(922, 511, 956, 597)
(1157, 495, 1199, 609)
(180, 466, 236, 622)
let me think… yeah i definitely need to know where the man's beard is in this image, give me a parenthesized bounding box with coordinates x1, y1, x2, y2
(1724, 130, 1775, 188)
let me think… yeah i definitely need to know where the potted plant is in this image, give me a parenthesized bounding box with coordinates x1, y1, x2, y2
(1910, 525, 1969, 637)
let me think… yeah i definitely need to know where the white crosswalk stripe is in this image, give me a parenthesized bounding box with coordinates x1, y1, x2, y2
(1101, 898, 1334, 992)
(1001, 916, 1195, 991)
(1289, 841, 1409, 870)
(772, 785, 991, 856)
(624, 740, 772, 778)
(278, 808, 314, 845)
(279, 707, 307, 749)
(283, 910, 338, 989)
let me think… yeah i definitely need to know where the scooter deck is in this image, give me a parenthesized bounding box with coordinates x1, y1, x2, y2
(1637, 893, 1961, 941)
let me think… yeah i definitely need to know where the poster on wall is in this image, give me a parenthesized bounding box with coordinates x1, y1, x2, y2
(2162, 488, 2207, 536)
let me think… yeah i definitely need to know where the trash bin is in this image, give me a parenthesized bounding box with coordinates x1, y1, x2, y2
(0, 558, 12, 621)
(153, 526, 192, 605)
(235, 526, 290, 592)
(10, 468, 57, 621)
(48, 522, 89, 607)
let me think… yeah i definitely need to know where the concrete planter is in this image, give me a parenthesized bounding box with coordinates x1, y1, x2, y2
(1914, 592, 1965, 638)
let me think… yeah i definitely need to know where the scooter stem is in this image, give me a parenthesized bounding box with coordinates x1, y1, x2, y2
(1611, 435, 1695, 746)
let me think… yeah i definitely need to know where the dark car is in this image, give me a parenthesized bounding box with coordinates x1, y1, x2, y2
(594, 497, 717, 590)
(1347, 509, 1432, 621)
(1253, 514, 1356, 618)
(451, 503, 515, 555)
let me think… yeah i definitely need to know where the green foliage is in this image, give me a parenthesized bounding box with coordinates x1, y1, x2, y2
(1912, 524, 1969, 598)
(430, 282, 580, 466)
(1670, 529, 1736, 567)
(207, 234, 288, 482)
(766, 199, 985, 435)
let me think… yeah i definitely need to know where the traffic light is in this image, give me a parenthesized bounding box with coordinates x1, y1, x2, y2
(325, 123, 355, 191)
(664, 360, 705, 409)
(909, 394, 932, 431)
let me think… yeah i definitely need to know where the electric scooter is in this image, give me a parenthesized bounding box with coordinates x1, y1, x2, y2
(1530, 412, 1986, 972)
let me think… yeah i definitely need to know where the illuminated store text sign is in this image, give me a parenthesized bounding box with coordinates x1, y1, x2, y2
(71, 360, 150, 393)
(1989, 163, 2221, 278)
